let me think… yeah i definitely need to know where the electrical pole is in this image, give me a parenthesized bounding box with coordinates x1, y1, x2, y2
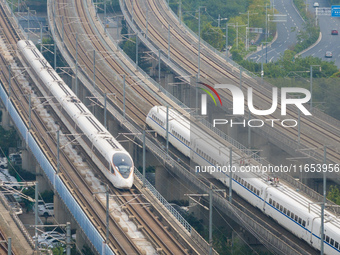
(123, 75, 126, 118)
(104, 92, 107, 129)
(321, 146, 327, 255)
(158, 49, 161, 88)
(28, 93, 31, 132)
(66, 222, 71, 255)
(146, 4, 149, 39)
(34, 182, 38, 252)
(8, 65, 11, 99)
(142, 130, 146, 187)
(166, 106, 169, 155)
(209, 183, 213, 255)
(93, 50, 96, 89)
(62, 16, 64, 44)
(310, 65, 313, 111)
(75, 33, 78, 96)
(104, 0, 107, 33)
(40, 23, 43, 52)
(106, 185, 110, 245)
(168, 24, 171, 59)
(229, 147, 233, 202)
(198, 6, 204, 79)
(225, 22, 228, 60)
(136, 34, 138, 68)
(179, 0, 182, 24)
(57, 129, 60, 174)
(28, 7, 30, 40)
(265, 4, 268, 63)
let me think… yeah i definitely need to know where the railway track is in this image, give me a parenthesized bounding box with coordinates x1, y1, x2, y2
(56, 0, 160, 126)
(0, 1, 194, 254)
(42, 0, 340, 253)
(0, 2, 143, 252)
(124, 0, 340, 165)
(53, 2, 196, 252)
(0, 37, 143, 255)
(49, 0, 324, 253)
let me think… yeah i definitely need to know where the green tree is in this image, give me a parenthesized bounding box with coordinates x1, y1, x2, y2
(0, 126, 17, 156)
(202, 22, 225, 51)
(52, 246, 64, 255)
(327, 185, 340, 205)
(37, 38, 66, 68)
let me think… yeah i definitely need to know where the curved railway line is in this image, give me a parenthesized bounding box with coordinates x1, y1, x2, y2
(124, 0, 340, 165)
(50, 0, 324, 254)
(0, 1, 191, 254)
(57, 0, 162, 125)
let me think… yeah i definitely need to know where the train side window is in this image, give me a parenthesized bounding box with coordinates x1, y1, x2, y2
(302, 220, 306, 227)
(283, 208, 287, 214)
(273, 201, 276, 207)
(269, 198, 272, 205)
(298, 218, 302, 224)
(331, 239, 334, 246)
(326, 236, 330, 243)
(241, 179, 244, 185)
(280, 205, 283, 211)
(295, 215, 298, 222)
(291, 213, 294, 219)
(276, 203, 279, 209)
(335, 241, 338, 249)
(256, 190, 260, 196)
(287, 210, 290, 217)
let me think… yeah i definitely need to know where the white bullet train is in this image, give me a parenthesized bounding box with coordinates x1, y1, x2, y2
(147, 105, 340, 254)
(17, 40, 134, 189)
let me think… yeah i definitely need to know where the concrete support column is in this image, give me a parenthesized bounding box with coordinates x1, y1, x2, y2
(1, 109, 11, 130)
(165, 73, 174, 94)
(53, 194, 77, 229)
(21, 149, 36, 173)
(35, 166, 50, 192)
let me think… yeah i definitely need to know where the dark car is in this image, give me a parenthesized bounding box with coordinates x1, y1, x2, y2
(331, 30, 338, 35)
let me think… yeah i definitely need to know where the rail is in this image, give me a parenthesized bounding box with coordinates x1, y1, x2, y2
(53, 1, 315, 254)
(0, 188, 34, 249)
(1, 0, 27, 39)
(134, 169, 192, 233)
(0, 81, 115, 255)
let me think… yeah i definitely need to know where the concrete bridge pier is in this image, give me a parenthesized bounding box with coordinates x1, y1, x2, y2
(0, 107, 12, 130)
(35, 165, 51, 192)
(54, 194, 78, 230)
(21, 148, 36, 173)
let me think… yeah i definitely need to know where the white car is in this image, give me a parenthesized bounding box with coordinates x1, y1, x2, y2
(33, 231, 65, 248)
(0, 157, 7, 168)
(38, 204, 54, 217)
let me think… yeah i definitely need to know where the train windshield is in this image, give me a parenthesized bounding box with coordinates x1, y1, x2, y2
(112, 153, 133, 179)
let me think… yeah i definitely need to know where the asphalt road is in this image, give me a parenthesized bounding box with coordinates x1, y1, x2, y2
(247, 0, 304, 63)
(300, 0, 340, 67)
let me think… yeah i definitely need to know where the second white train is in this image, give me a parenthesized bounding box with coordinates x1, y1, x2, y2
(147, 105, 340, 255)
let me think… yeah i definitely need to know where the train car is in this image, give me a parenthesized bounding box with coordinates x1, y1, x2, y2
(147, 105, 340, 254)
(17, 40, 134, 189)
